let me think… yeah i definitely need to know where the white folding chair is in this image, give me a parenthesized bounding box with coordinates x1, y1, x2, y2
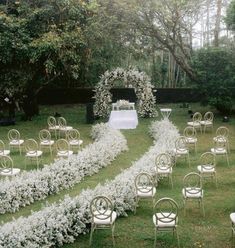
(155, 153, 173, 188)
(173, 136, 190, 167)
(58, 117, 73, 138)
(25, 139, 43, 169)
(213, 126, 230, 153)
(0, 155, 20, 176)
(211, 136, 229, 166)
(8, 129, 24, 155)
(197, 152, 217, 186)
(187, 112, 202, 134)
(183, 126, 197, 153)
(200, 112, 214, 133)
(67, 129, 83, 153)
(153, 197, 179, 247)
(182, 172, 205, 216)
(47, 116, 59, 138)
(56, 139, 73, 158)
(39, 129, 54, 157)
(89, 195, 117, 246)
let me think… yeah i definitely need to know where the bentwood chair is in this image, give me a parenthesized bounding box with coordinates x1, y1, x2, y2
(67, 129, 83, 153)
(8, 129, 24, 155)
(0, 155, 20, 176)
(90, 195, 117, 246)
(25, 139, 43, 169)
(47, 116, 59, 138)
(155, 153, 173, 188)
(173, 136, 190, 167)
(39, 129, 54, 157)
(134, 172, 156, 212)
(153, 197, 179, 247)
(58, 117, 73, 138)
(0, 140, 10, 156)
(200, 112, 214, 133)
(182, 172, 205, 216)
(197, 152, 217, 186)
(183, 126, 197, 153)
(187, 112, 202, 134)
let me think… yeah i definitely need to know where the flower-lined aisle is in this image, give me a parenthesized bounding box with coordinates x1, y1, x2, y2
(0, 123, 127, 214)
(0, 119, 179, 247)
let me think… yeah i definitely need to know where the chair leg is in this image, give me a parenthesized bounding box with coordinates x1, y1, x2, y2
(154, 228, 157, 248)
(201, 199, 205, 217)
(112, 223, 116, 246)
(226, 154, 230, 166)
(89, 226, 94, 246)
(187, 154, 190, 167)
(175, 228, 180, 248)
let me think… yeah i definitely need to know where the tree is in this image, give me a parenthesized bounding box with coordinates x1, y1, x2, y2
(0, 0, 94, 118)
(225, 0, 235, 31)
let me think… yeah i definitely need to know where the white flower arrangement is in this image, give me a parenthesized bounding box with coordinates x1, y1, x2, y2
(93, 67, 157, 118)
(0, 119, 179, 247)
(0, 123, 128, 214)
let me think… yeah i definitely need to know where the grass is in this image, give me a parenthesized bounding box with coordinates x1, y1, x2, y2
(0, 103, 235, 248)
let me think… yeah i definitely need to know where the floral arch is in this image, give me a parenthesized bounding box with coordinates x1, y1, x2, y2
(93, 68, 157, 118)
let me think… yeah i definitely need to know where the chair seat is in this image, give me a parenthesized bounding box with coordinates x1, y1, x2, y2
(173, 148, 188, 155)
(40, 140, 55, 146)
(182, 188, 203, 198)
(69, 139, 83, 146)
(187, 122, 201, 127)
(185, 137, 197, 144)
(137, 186, 156, 198)
(0, 150, 10, 156)
(213, 137, 227, 143)
(153, 213, 177, 227)
(0, 168, 20, 176)
(10, 139, 24, 145)
(156, 167, 172, 174)
(59, 126, 73, 131)
(197, 165, 215, 173)
(57, 150, 73, 157)
(49, 125, 60, 130)
(230, 213, 235, 224)
(211, 148, 227, 154)
(26, 151, 43, 157)
(93, 210, 117, 225)
(200, 120, 212, 125)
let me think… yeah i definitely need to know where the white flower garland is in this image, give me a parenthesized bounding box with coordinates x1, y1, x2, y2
(93, 67, 157, 118)
(0, 123, 127, 214)
(0, 119, 179, 247)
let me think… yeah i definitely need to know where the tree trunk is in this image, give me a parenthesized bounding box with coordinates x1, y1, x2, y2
(214, 0, 222, 47)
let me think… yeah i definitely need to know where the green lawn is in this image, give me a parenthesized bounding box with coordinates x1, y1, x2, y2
(0, 103, 235, 248)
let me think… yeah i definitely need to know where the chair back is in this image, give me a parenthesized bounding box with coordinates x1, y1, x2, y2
(56, 139, 69, 153)
(8, 129, 21, 141)
(135, 172, 154, 194)
(154, 197, 178, 224)
(67, 129, 80, 141)
(0, 155, 13, 174)
(155, 153, 172, 170)
(204, 112, 214, 122)
(39, 129, 51, 142)
(183, 127, 197, 139)
(90, 196, 114, 221)
(175, 136, 187, 152)
(216, 126, 229, 138)
(200, 152, 215, 170)
(25, 139, 39, 154)
(47, 116, 57, 128)
(214, 135, 227, 151)
(183, 172, 202, 195)
(192, 112, 202, 123)
(58, 117, 67, 129)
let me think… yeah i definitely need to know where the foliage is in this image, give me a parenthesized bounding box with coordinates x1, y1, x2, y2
(93, 67, 157, 118)
(0, 123, 127, 214)
(225, 0, 235, 31)
(192, 47, 235, 114)
(0, 119, 179, 247)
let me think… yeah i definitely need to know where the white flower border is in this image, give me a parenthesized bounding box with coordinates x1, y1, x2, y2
(0, 119, 179, 247)
(93, 67, 157, 118)
(0, 123, 128, 214)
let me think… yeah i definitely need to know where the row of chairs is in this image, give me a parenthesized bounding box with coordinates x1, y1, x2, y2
(48, 116, 73, 138)
(90, 171, 205, 247)
(187, 111, 214, 133)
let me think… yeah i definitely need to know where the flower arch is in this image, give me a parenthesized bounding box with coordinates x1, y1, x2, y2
(93, 68, 157, 118)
